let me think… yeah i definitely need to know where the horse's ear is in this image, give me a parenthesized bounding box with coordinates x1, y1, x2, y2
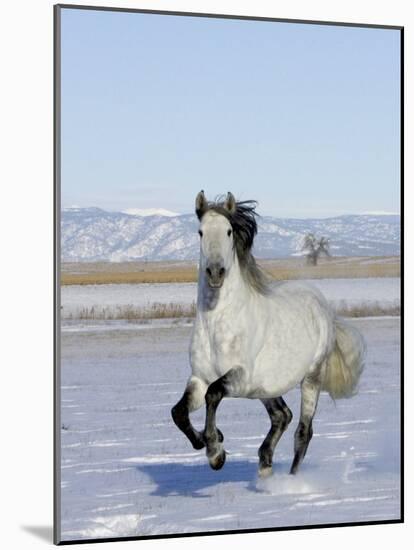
(224, 192, 236, 215)
(195, 190, 207, 220)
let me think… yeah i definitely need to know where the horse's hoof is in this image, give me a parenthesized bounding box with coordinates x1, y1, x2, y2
(209, 449, 226, 470)
(289, 457, 300, 475)
(258, 465, 273, 478)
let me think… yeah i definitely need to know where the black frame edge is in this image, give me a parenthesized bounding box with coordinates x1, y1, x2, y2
(54, 3, 62, 546)
(55, 3, 403, 31)
(57, 519, 403, 546)
(400, 26, 404, 524)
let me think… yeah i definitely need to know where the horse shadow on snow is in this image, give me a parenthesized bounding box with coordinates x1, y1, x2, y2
(134, 457, 318, 498)
(134, 459, 261, 498)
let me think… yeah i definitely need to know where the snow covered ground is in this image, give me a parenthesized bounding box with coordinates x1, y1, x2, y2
(61, 277, 400, 319)
(59, 317, 401, 542)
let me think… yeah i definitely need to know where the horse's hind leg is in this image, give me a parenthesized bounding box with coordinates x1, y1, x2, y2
(171, 376, 208, 450)
(290, 371, 323, 475)
(204, 367, 245, 470)
(258, 397, 292, 478)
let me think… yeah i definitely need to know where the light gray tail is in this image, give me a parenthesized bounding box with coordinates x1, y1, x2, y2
(322, 319, 366, 399)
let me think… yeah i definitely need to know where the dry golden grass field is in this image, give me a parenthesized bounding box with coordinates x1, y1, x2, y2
(61, 256, 400, 286)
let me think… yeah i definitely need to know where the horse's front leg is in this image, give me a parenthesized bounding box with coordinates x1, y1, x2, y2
(171, 376, 208, 450)
(204, 367, 245, 470)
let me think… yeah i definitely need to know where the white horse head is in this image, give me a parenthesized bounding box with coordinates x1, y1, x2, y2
(195, 190, 269, 294)
(195, 190, 236, 288)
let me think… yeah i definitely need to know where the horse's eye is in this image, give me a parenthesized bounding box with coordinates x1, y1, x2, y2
(198, 230, 203, 238)
(227, 229, 232, 237)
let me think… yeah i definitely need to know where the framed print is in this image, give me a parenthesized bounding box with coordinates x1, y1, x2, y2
(54, 4, 403, 545)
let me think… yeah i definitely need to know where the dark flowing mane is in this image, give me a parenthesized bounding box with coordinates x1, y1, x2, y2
(202, 197, 271, 295)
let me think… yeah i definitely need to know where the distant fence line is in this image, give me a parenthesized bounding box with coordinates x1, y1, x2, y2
(62, 300, 399, 321)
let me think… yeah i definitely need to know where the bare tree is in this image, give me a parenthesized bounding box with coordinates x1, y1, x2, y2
(302, 233, 330, 266)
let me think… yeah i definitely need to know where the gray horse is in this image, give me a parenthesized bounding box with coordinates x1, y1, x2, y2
(172, 191, 365, 477)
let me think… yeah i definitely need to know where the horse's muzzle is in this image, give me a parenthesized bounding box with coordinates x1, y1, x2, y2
(206, 263, 225, 288)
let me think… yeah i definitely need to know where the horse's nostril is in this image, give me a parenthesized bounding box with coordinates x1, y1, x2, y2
(219, 268, 225, 277)
(206, 267, 212, 276)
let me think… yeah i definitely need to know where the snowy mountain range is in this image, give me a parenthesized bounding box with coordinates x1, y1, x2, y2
(61, 207, 400, 262)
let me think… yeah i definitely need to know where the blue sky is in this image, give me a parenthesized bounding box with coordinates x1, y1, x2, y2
(61, 8, 401, 218)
